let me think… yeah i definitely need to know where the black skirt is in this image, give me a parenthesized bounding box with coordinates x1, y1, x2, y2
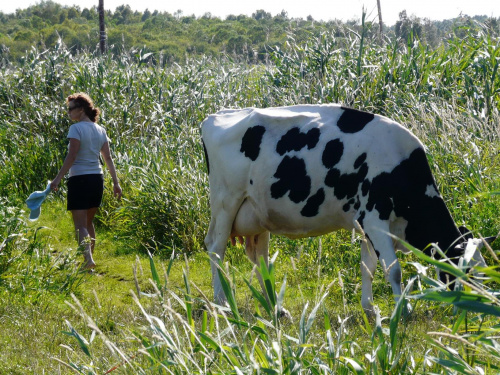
(67, 174, 104, 210)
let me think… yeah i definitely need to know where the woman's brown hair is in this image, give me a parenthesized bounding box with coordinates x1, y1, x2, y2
(66, 93, 101, 123)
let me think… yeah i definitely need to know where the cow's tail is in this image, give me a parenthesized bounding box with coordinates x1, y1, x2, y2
(202, 139, 210, 175)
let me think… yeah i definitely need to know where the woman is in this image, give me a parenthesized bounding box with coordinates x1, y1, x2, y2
(51, 93, 122, 269)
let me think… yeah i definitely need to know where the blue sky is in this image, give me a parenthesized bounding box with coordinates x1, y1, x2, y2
(1, 0, 498, 26)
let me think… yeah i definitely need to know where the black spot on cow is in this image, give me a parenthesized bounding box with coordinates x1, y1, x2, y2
(343, 197, 361, 212)
(276, 127, 320, 155)
(325, 162, 369, 201)
(322, 139, 344, 169)
(338, 107, 375, 133)
(240, 125, 266, 161)
(361, 179, 370, 196)
(301, 188, 325, 217)
(343, 198, 356, 212)
(358, 211, 366, 228)
(325, 168, 340, 189)
(366, 147, 461, 255)
(372, 196, 393, 220)
(354, 153, 367, 169)
(250, 179, 253, 185)
(358, 163, 368, 180)
(271, 156, 311, 203)
(354, 198, 361, 210)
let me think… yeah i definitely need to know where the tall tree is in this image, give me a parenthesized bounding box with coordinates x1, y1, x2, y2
(98, 0, 106, 53)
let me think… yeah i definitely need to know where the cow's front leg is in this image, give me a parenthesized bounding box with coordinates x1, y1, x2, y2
(363, 217, 406, 312)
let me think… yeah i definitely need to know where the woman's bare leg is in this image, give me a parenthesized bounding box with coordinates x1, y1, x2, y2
(86, 207, 99, 254)
(71, 209, 95, 269)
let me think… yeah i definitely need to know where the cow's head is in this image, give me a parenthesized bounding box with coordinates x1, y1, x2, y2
(438, 226, 496, 285)
(456, 226, 496, 262)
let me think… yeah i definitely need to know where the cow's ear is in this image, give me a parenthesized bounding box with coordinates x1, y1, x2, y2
(459, 226, 473, 240)
(483, 236, 497, 245)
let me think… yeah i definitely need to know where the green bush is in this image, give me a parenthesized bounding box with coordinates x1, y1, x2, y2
(107, 139, 209, 256)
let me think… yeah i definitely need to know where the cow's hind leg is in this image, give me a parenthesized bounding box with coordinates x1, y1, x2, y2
(245, 231, 270, 295)
(205, 197, 244, 304)
(245, 231, 289, 318)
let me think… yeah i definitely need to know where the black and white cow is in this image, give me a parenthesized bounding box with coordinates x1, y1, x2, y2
(202, 104, 491, 315)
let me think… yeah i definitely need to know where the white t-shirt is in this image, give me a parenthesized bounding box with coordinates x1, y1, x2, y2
(67, 121, 110, 177)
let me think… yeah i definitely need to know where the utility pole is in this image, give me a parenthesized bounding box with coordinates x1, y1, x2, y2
(377, 0, 383, 40)
(98, 0, 106, 53)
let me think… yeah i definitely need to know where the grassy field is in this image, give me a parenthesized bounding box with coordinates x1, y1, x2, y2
(1, 20, 500, 373)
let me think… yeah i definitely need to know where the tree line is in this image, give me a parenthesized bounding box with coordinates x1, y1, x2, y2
(1, 0, 499, 63)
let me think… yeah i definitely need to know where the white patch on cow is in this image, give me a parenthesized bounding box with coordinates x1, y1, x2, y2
(425, 184, 440, 198)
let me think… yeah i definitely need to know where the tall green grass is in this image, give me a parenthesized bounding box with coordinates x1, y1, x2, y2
(0, 198, 84, 302)
(1, 22, 498, 255)
(57, 245, 500, 374)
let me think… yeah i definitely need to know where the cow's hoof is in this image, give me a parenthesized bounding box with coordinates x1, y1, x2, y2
(402, 302, 413, 321)
(278, 307, 292, 320)
(362, 304, 377, 320)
